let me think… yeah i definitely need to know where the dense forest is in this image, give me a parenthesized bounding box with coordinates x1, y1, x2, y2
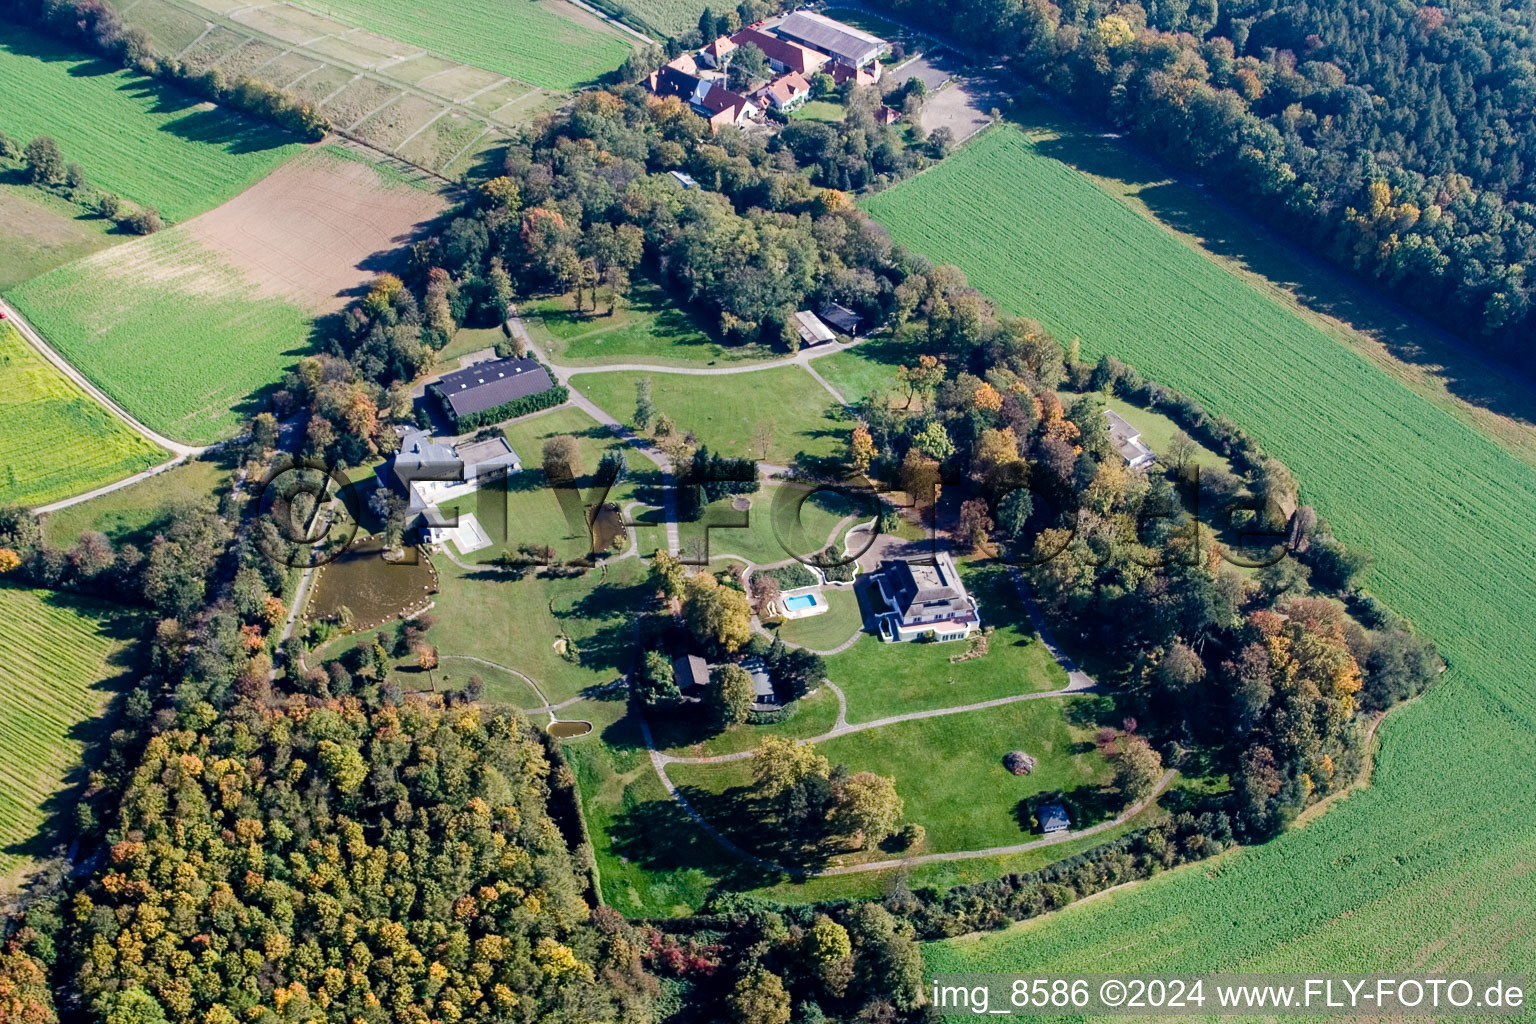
(872, 0, 1536, 369)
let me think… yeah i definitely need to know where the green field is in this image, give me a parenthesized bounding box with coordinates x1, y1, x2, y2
(523, 280, 779, 367)
(0, 322, 166, 507)
(0, 28, 304, 223)
(790, 100, 846, 123)
(8, 228, 314, 444)
(40, 457, 231, 547)
(867, 126, 1536, 976)
(411, 557, 650, 707)
(597, 0, 710, 36)
(0, 587, 135, 886)
(288, 0, 633, 91)
(572, 367, 846, 465)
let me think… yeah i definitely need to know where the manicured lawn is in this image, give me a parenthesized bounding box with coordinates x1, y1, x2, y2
(437, 404, 658, 563)
(825, 564, 1067, 722)
(810, 337, 908, 405)
(0, 587, 137, 886)
(871, 120, 1536, 983)
(671, 694, 1114, 859)
(561, 697, 743, 917)
(0, 322, 166, 507)
(0, 179, 120, 289)
(40, 456, 231, 547)
(411, 557, 649, 706)
(9, 228, 313, 444)
(0, 28, 305, 223)
(791, 100, 846, 123)
(772, 585, 865, 651)
(288, 0, 633, 91)
(572, 367, 847, 465)
(680, 482, 872, 566)
(523, 278, 779, 366)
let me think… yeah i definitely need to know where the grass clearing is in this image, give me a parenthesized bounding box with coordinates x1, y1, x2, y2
(0, 587, 137, 888)
(572, 366, 846, 465)
(523, 278, 780, 367)
(810, 337, 909, 405)
(0, 322, 166, 507)
(287, 0, 634, 90)
(869, 123, 1536, 979)
(678, 482, 869, 566)
(791, 100, 846, 123)
(9, 227, 313, 444)
(671, 695, 1112, 860)
(40, 456, 232, 547)
(0, 27, 305, 222)
(412, 557, 649, 707)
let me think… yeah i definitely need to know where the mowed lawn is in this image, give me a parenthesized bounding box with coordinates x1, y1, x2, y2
(868, 126, 1536, 975)
(825, 563, 1067, 722)
(9, 228, 313, 444)
(287, 0, 633, 90)
(0, 28, 305, 222)
(0, 587, 135, 886)
(0, 322, 165, 507)
(573, 367, 846, 465)
(671, 695, 1111, 857)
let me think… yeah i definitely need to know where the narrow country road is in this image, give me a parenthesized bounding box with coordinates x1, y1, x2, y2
(2, 297, 204, 458)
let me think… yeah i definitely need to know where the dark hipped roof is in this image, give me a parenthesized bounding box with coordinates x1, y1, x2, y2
(432, 357, 554, 419)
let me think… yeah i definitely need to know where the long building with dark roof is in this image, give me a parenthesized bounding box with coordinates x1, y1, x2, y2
(429, 356, 555, 425)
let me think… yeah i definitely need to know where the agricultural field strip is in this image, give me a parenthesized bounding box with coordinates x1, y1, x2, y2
(138, 0, 544, 138)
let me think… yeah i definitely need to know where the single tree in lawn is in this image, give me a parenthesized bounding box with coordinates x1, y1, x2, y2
(634, 377, 655, 431)
(752, 735, 830, 798)
(684, 572, 752, 654)
(849, 424, 877, 474)
(597, 448, 629, 487)
(542, 435, 583, 482)
(635, 650, 680, 706)
(709, 663, 755, 726)
(416, 643, 439, 690)
(1167, 430, 1197, 474)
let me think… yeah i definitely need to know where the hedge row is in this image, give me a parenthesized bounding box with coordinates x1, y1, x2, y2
(436, 380, 569, 432)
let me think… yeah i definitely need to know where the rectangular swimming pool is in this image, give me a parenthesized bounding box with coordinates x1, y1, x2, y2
(784, 594, 818, 611)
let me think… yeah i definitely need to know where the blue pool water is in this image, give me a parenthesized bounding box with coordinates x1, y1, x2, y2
(785, 594, 818, 611)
